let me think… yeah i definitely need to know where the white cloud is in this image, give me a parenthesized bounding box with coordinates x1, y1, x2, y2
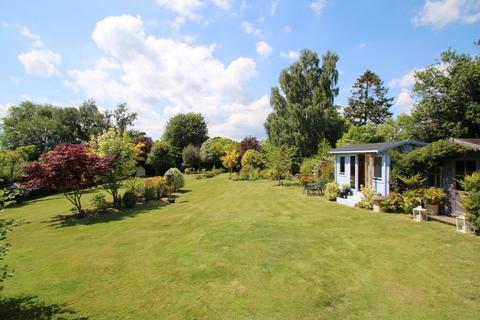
(6, 23, 63, 78)
(18, 48, 62, 78)
(156, 0, 233, 26)
(283, 25, 292, 33)
(240, 21, 262, 37)
(8, 76, 20, 84)
(271, 0, 279, 16)
(67, 14, 268, 139)
(413, 0, 480, 29)
(256, 41, 273, 57)
(389, 69, 419, 89)
(157, 0, 202, 19)
(311, 0, 327, 15)
(19, 26, 43, 47)
(280, 50, 299, 60)
(359, 43, 367, 49)
(212, 0, 231, 10)
(0, 103, 13, 120)
(396, 89, 415, 113)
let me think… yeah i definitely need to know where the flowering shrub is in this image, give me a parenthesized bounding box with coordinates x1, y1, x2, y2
(402, 189, 423, 213)
(422, 187, 446, 204)
(357, 186, 375, 210)
(381, 192, 403, 213)
(298, 173, 314, 185)
(144, 176, 166, 200)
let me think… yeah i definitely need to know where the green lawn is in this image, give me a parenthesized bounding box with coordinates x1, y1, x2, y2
(1, 174, 480, 319)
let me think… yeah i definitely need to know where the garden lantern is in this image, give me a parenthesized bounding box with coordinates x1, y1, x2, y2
(455, 215, 473, 233)
(412, 206, 427, 222)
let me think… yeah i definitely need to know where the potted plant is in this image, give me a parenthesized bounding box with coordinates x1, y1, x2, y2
(422, 187, 446, 215)
(340, 183, 351, 199)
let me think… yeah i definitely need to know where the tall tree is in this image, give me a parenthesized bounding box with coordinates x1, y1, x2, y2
(106, 103, 137, 133)
(411, 47, 480, 141)
(78, 100, 108, 140)
(336, 124, 384, 147)
(22, 144, 110, 215)
(91, 129, 138, 208)
(163, 113, 208, 150)
(264, 49, 345, 157)
(0, 102, 64, 155)
(147, 141, 177, 175)
(378, 115, 415, 142)
(343, 70, 393, 126)
(0, 100, 109, 155)
(0, 145, 35, 187)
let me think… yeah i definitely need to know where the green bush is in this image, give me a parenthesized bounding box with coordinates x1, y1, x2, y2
(325, 182, 339, 201)
(122, 191, 137, 209)
(422, 187, 446, 204)
(357, 186, 375, 210)
(460, 172, 480, 230)
(90, 194, 109, 213)
(381, 192, 403, 213)
(144, 187, 155, 203)
(402, 189, 422, 213)
(124, 178, 145, 200)
(300, 158, 318, 175)
(165, 168, 185, 191)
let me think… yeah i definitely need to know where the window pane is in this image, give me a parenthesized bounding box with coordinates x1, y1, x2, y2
(455, 161, 464, 175)
(339, 156, 345, 174)
(350, 156, 356, 186)
(373, 157, 382, 179)
(465, 160, 476, 175)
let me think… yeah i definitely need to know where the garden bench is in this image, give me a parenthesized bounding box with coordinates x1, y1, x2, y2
(303, 182, 324, 196)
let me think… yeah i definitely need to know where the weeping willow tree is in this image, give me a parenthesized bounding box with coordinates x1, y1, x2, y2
(264, 49, 345, 158)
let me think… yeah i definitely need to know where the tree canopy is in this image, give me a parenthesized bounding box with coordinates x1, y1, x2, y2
(343, 70, 393, 126)
(200, 137, 237, 166)
(411, 47, 480, 141)
(163, 113, 208, 150)
(147, 141, 177, 175)
(264, 49, 345, 157)
(22, 144, 110, 214)
(0, 100, 136, 156)
(90, 129, 138, 208)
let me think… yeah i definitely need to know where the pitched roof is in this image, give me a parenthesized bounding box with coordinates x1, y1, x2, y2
(452, 138, 480, 150)
(329, 140, 426, 154)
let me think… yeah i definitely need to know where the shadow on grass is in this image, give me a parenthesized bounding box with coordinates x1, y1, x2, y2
(45, 201, 170, 228)
(10, 188, 101, 208)
(0, 295, 88, 320)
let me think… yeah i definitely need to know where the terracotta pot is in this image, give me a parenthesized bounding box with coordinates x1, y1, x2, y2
(425, 202, 439, 215)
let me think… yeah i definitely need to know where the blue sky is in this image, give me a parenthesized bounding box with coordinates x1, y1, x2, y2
(1, 0, 479, 139)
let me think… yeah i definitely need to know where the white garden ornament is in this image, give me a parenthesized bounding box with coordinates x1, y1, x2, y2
(412, 206, 427, 222)
(455, 215, 473, 234)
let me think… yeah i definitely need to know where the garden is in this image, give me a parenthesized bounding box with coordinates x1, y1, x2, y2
(0, 43, 479, 319)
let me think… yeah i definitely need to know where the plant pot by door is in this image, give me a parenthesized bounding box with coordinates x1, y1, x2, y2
(426, 202, 439, 215)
